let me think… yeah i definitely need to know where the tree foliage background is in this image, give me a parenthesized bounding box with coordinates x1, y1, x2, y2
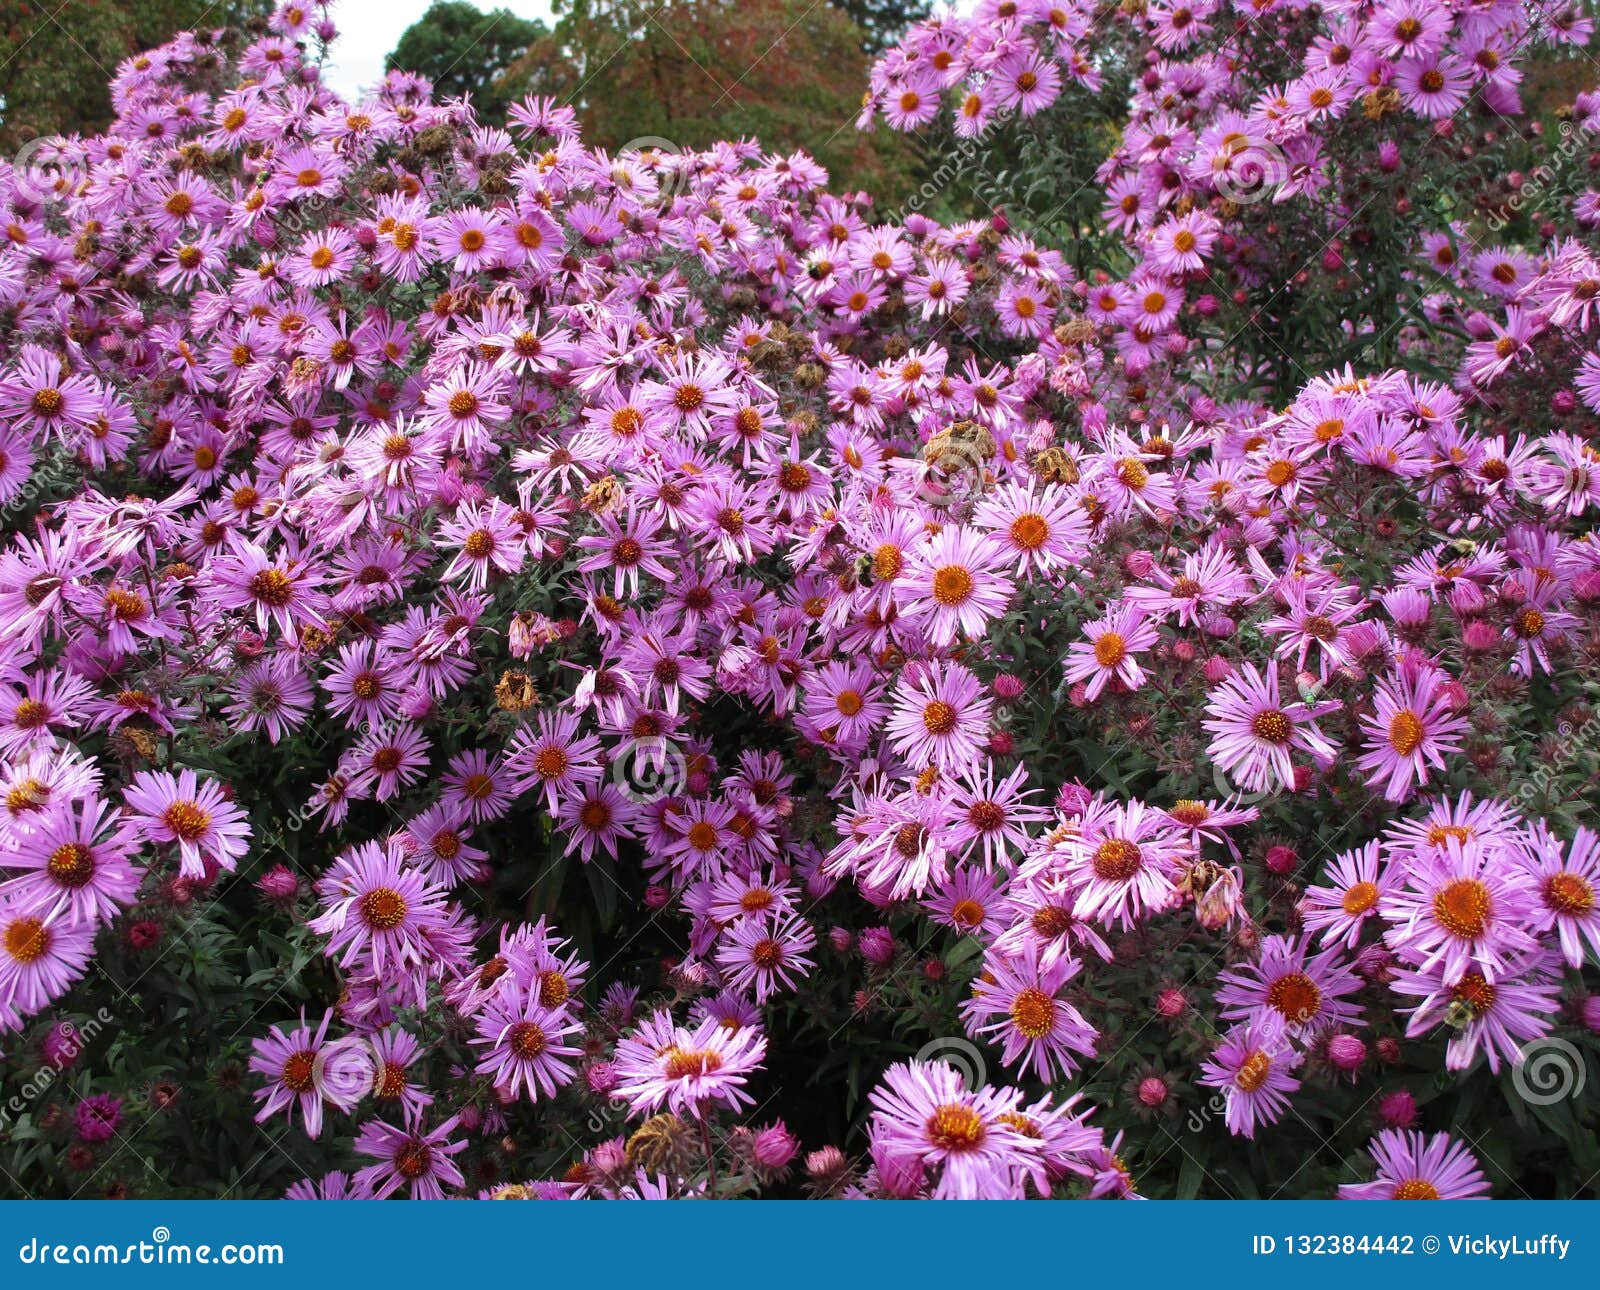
(536, 0, 918, 203)
(0, 1, 268, 150)
(385, 0, 549, 122)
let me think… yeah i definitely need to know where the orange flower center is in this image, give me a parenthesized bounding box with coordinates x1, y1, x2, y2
(508, 1021, 547, 1059)
(932, 565, 974, 606)
(1092, 838, 1142, 881)
(359, 886, 409, 931)
(3, 916, 49, 964)
(1432, 878, 1491, 939)
(1341, 880, 1379, 916)
(47, 842, 96, 888)
(922, 699, 957, 735)
(1388, 710, 1424, 756)
(249, 568, 294, 607)
(1010, 986, 1056, 1038)
(924, 1103, 986, 1152)
(1545, 871, 1595, 915)
(162, 800, 212, 841)
(1266, 971, 1322, 1023)
(1094, 632, 1127, 667)
(1251, 709, 1292, 744)
(280, 1050, 316, 1093)
(1234, 1050, 1272, 1092)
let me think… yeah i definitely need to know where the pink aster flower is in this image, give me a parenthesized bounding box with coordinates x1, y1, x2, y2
(1215, 933, 1364, 1038)
(123, 768, 252, 878)
(944, 762, 1045, 870)
(1066, 798, 1188, 930)
(308, 842, 452, 980)
(1301, 842, 1398, 951)
(0, 896, 96, 1023)
(421, 362, 510, 454)
(1, 795, 142, 926)
(1202, 663, 1338, 795)
(885, 659, 992, 773)
(714, 911, 817, 1002)
(799, 660, 888, 752)
(1390, 950, 1562, 1073)
(472, 978, 583, 1101)
(507, 711, 605, 814)
(1379, 837, 1539, 982)
(0, 347, 99, 438)
(961, 945, 1098, 1081)
(1356, 657, 1468, 802)
(1337, 1129, 1491, 1200)
(210, 541, 329, 639)
(1064, 602, 1160, 700)
(1519, 823, 1600, 969)
(353, 1111, 467, 1199)
(902, 527, 1012, 647)
(611, 1010, 767, 1119)
(867, 1060, 1043, 1200)
(438, 499, 525, 590)
(251, 1010, 372, 1140)
(1197, 1018, 1303, 1139)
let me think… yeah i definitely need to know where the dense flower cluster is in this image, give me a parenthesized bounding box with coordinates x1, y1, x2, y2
(0, 1, 1597, 1199)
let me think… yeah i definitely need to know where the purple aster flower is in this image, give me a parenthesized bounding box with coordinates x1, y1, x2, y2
(1338, 1129, 1491, 1200)
(123, 768, 252, 879)
(611, 1009, 766, 1119)
(471, 979, 582, 1101)
(73, 1093, 122, 1144)
(1197, 1018, 1303, 1139)
(1215, 933, 1364, 1038)
(961, 944, 1098, 1081)
(353, 1112, 467, 1200)
(308, 842, 452, 980)
(0, 895, 97, 1023)
(1379, 836, 1539, 982)
(1202, 662, 1338, 794)
(251, 1010, 372, 1139)
(1, 795, 141, 926)
(885, 659, 992, 773)
(1390, 950, 1563, 1073)
(867, 1060, 1043, 1200)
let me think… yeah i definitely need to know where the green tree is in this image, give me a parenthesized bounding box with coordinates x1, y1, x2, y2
(386, 0, 550, 122)
(830, 0, 929, 54)
(0, 0, 268, 150)
(504, 0, 921, 205)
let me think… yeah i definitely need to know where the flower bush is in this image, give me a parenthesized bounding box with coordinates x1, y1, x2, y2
(0, 0, 1598, 1200)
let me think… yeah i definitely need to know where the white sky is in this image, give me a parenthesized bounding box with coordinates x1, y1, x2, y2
(319, 0, 556, 101)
